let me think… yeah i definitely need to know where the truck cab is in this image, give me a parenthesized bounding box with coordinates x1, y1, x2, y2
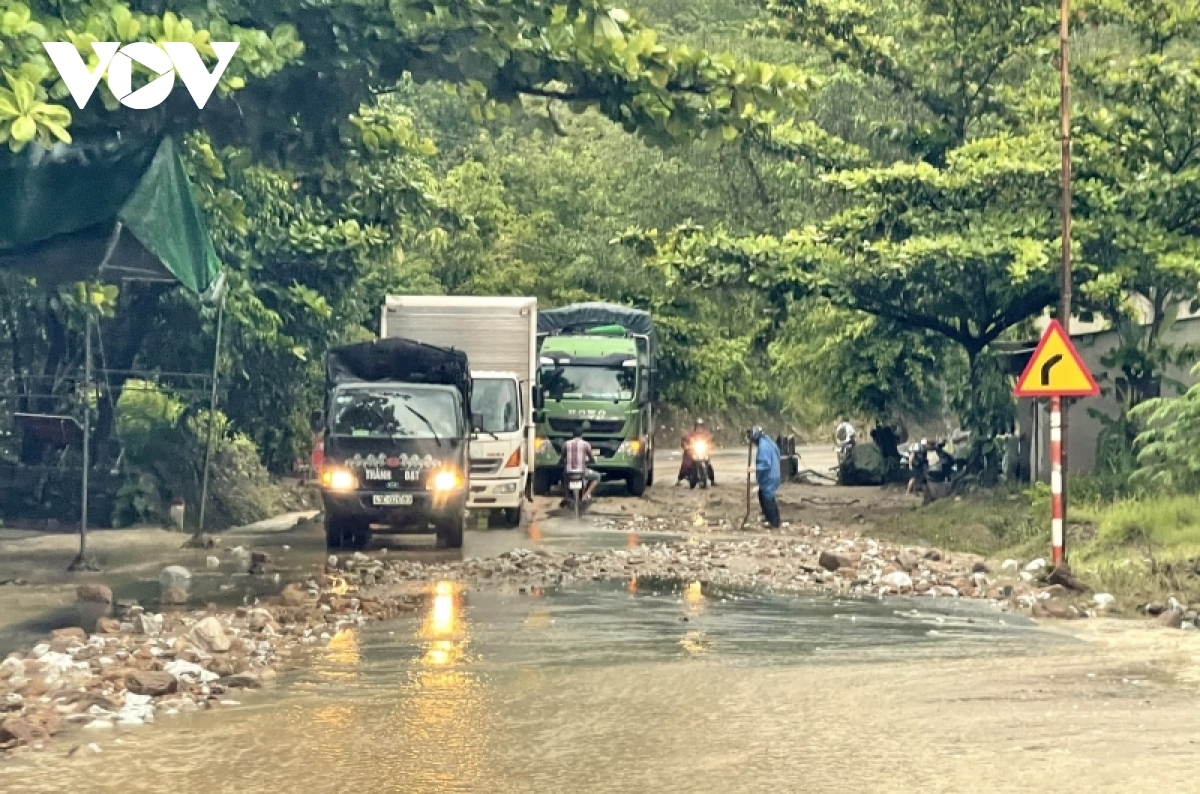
(465, 371, 525, 526)
(319, 338, 471, 549)
(533, 323, 655, 496)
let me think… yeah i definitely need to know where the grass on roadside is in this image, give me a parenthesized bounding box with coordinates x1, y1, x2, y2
(870, 489, 1045, 558)
(874, 478, 1200, 606)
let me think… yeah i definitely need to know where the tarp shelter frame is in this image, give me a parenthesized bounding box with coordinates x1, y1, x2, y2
(0, 135, 226, 570)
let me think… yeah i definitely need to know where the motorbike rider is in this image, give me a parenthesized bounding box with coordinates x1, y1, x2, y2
(749, 426, 782, 528)
(560, 426, 601, 504)
(677, 419, 716, 486)
(929, 439, 955, 482)
(906, 438, 930, 495)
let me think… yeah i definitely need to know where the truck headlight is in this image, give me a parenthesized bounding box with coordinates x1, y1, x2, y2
(535, 437, 553, 455)
(617, 439, 643, 456)
(430, 469, 463, 492)
(691, 439, 709, 457)
(493, 482, 518, 494)
(321, 468, 358, 492)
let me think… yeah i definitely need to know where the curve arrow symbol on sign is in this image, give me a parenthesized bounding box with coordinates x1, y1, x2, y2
(1040, 354, 1063, 386)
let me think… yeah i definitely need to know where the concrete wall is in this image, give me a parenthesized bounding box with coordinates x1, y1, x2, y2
(1020, 316, 1200, 479)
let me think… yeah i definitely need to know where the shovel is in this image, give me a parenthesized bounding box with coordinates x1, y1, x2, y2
(739, 440, 754, 530)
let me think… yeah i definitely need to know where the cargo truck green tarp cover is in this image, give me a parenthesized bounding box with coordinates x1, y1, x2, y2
(0, 135, 220, 295)
(536, 302, 657, 364)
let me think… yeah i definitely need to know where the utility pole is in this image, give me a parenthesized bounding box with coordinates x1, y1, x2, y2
(1056, 0, 1072, 564)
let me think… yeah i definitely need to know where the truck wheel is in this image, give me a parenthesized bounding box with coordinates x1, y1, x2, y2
(501, 507, 522, 528)
(626, 470, 647, 497)
(436, 518, 465, 549)
(533, 469, 552, 496)
(346, 521, 371, 550)
(324, 514, 347, 549)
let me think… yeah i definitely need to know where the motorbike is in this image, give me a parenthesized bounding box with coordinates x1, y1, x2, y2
(687, 436, 715, 489)
(564, 470, 587, 518)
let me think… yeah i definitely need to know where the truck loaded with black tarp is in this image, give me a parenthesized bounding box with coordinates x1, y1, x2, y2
(319, 338, 472, 549)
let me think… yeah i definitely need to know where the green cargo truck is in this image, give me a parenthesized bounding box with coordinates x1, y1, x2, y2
(532, 303, 656, 496)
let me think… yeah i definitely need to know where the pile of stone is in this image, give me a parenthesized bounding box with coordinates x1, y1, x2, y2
(0, 576, 419, 756)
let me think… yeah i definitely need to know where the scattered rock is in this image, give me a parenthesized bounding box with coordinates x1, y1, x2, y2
(125, 671, 178, 697)
(132, 613, 163, 636)
(205, 556, 221, 571)
(75, 584, 113, 604)
(190, 617, 231, 653)
(1046, 565, 1089, 592)
(280, 583, 308, 606)
(881, 571, 913, 590)
(159, 566, 192, 594)
(896, 551, 921, 572)
(160, 587, 188, 606)
(818, 551, 853, 572)
(1025, 558, 1046, 573)
(923, 549, 942, 562)
(96, 617, 122, 634)
(1157, 609, 1184, 629)
(971, 562, 989, 574)
(1093, 593, 1116, 609)
(1001, 559, 1019, 572)
(0, 717, 47, 747)
(50, 627, 87, 643)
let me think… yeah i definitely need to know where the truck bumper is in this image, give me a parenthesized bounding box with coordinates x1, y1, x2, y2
(534, 451, 646, 478)
(321, 489, 465, 530)
(467, 477, 523, 510)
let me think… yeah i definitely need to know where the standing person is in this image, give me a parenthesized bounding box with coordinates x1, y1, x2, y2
(906, 438, 929, 496)
(677, 418, 715, 485)
(560, 427, 601, 504)
(749, 426, 781, 528)
(835, 417, 856, 449)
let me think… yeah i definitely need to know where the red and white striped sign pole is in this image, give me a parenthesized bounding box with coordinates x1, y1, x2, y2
(1049, 396, 1065, 564)
(1013, 323, 1095, 565)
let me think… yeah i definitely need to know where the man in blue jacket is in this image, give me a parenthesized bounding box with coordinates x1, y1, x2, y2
(750, 426, 781, 528)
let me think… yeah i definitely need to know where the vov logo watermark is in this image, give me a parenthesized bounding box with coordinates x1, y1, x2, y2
(42, 41, 240, 110)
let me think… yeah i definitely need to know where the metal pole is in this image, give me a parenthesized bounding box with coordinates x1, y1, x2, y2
(197, 294, 225, 537)
(70, 315, 98, 571)
(1058, 0, 1072, 562)
(1050, 396, 1064, 564)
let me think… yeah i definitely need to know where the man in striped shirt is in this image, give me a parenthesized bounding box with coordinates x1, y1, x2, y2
(560, 427, 600, 502)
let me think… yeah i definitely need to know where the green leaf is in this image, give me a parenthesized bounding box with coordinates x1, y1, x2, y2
(10, 114, 35, 142)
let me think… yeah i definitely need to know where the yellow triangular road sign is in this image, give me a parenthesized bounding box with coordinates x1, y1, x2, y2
(1013, 320, 1099, 397)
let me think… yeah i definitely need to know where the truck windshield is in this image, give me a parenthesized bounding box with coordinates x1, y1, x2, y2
(541, 365, 635, 401)
(472, 379, 520, 433)
(330, 387, 460, 440)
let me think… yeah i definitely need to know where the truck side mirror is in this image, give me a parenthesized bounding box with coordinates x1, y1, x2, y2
(309, 410, 324, 432)
(533, 410, 545, 424)
(532, 385, 544, 412)
(472, 412, 484, 433)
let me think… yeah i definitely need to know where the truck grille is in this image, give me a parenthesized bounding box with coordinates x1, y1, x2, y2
(470, 459, 503, 476)
(547, 417, 626, 435)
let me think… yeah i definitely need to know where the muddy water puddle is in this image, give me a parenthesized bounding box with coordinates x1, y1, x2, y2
(12, 583, 1167, 794)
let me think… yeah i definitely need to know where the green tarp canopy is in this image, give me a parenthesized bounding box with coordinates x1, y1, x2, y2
(0, 135, 220, 295)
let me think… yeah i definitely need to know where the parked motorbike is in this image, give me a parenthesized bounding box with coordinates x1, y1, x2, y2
(564, 470, 587, 518)
(687, 436, 716, 490)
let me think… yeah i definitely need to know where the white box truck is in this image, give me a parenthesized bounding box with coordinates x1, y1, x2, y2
(381, 296, 537, 527)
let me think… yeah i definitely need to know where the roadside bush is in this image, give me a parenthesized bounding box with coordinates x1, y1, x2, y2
(113, 382, 312, 529)
(1131, 376, 1200, 493)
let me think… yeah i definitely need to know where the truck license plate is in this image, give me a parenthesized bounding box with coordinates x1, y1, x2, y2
(372, 494, 413, 506)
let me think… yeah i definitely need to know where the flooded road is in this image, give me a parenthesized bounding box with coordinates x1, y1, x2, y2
(9, 577, 1200, 793)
